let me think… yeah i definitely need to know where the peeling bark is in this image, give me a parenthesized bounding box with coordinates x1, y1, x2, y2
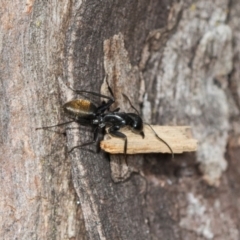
(142, 0, 233, 186)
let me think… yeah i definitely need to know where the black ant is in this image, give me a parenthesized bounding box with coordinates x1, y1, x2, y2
(36, 80, 174, 159)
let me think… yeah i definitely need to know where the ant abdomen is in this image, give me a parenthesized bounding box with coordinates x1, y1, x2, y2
(63, 99, 97, 120)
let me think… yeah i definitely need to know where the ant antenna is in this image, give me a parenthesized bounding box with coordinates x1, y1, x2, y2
(144, 123, 174, 159)
(36, 120, 75, 130)
(122, 93, 140, 115)
(122, 93, 174, 159)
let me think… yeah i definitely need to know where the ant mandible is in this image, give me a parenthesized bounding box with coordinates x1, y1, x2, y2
(36, 79, 174, 159)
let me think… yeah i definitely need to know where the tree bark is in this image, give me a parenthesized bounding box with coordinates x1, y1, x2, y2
(1, 0, 240, 239)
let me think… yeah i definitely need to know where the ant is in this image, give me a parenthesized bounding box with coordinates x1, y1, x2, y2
(36, 80, 174, 159)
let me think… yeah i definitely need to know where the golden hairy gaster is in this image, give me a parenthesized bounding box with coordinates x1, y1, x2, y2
(71, 99, 91, 112)
(63, 99, 97, 118)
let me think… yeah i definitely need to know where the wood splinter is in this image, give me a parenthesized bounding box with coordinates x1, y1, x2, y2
(100, 125, 198, 155)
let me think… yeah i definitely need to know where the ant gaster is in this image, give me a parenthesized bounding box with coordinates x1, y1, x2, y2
(36, 80, 174, 159)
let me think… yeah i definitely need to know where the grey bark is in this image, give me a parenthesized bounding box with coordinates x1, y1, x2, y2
(1, 0, 240, 239)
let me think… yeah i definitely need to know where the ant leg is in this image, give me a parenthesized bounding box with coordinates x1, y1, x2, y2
(96, 77, 117, 113)
(96, 127, 104, 153)
(68, 127, 99, 153)
(112, 107, 120, 112)
(36, 120, 75, 130)
(99, 102, 119, 114)
(96, 98, 114, 113)
(108, 126, 128, 163)
(67, 87, 114, 102)
(105, 76, 115, 100)
(73, 74, 116, 102)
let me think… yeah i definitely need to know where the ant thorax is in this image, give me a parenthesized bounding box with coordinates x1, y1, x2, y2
(93, 117, 106, 128)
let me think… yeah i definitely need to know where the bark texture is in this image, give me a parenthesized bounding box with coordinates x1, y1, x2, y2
(1, 0, 240, 239)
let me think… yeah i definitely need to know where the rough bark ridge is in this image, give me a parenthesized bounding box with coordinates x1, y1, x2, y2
(1, 0, 240, 239)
